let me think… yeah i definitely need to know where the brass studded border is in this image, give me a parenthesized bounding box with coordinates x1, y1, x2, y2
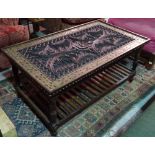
(2, 21, 149, 93)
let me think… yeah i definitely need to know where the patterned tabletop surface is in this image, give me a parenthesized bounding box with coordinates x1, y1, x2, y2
(2, 21, 149, 93)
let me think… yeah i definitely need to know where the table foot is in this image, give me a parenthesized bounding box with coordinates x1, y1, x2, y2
(128, 71, 136, 82)
(49, 123, 58, 136)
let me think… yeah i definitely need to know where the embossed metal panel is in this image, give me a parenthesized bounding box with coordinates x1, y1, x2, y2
(2, 21, 149, 93)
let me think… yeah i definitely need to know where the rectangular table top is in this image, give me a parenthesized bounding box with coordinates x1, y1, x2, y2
(2, 20, 149, 93)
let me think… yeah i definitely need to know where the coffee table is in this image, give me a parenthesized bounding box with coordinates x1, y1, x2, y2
(2, 20, 149, 136)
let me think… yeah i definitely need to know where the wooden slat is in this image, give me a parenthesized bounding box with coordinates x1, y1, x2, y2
(111, 66, 128, 76)
(117, 63, 132, 74)
(101, 71, 118, 83)
(60, 96, 76, 111)
(66, 91, 85, 107)
(75, 86, 95, 100)
(71, 89, 89, 104)
(89, 78, 107, 91)
(93, 75, 111, 88)
(105, 70, 121, 80)
(59, 95, 77, 110)
(92, 77, 109, 90)
(69, 90, 88, 105)
(64, 93, 81, 108)
(108, 67, 124, 79)
(57, 108, 67, 119)
(85, 80, 103, 93)
(57, 99, 73, 114)
(80, 83, 99, 96)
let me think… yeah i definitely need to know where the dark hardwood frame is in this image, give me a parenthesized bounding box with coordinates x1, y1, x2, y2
(2, 21, 149, 136)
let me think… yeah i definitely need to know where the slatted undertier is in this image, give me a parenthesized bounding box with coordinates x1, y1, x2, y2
(56, 63, 132, 126)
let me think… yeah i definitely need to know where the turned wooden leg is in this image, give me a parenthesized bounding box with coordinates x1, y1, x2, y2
(48, 96, 58, 136)
(12, 64, 20, 87)
(129, 49, 141, 82)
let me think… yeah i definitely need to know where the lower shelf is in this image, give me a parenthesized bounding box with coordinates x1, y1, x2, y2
(56, 63, 133, 126)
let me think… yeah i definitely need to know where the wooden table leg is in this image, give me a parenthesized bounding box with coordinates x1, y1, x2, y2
(48, 95, 58, 136)
(129, 48, 141, 82)
(12, 64, 20, 87)
(132, 52, 139, 71)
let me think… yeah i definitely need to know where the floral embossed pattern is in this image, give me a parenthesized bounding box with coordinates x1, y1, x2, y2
(18, 25, 134, 80)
